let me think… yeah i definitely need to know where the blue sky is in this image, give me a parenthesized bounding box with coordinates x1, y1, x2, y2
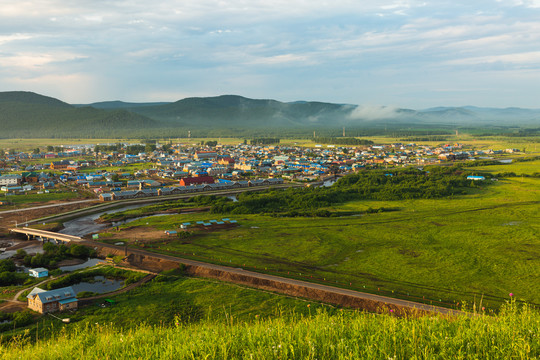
(1, 0, 540, 108)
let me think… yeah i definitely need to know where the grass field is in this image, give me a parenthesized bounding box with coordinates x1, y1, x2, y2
(2, 134, 539, 152)
(107, 167, 539, 310)
(470, 159, 540, 175)
(3, 191, 80, 204)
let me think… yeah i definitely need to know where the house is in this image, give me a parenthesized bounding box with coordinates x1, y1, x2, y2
(0, 174, 22, 186)
(179, 176, 214, 186)
(99, 193, 113, 202)
(50, 160, 71, 170)
(29, 268, 49, 278)
(27, 286, 78, 314)
(194, 151, 217, 160)
(28, 268, 49, 278)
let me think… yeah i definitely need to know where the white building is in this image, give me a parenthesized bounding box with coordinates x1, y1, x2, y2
(0, 174, 22, 186)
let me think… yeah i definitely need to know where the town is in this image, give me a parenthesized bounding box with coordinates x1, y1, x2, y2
(0, 140, 520, 203)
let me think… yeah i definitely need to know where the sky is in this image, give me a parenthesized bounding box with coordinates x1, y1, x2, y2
(1, 0, 540, 108)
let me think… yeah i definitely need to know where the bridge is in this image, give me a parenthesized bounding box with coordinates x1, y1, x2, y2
(10, 227, 83, 244)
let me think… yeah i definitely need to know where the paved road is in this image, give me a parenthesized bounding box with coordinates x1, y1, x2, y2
(0, 199, 97, 215)
(84, 240, 465, 316)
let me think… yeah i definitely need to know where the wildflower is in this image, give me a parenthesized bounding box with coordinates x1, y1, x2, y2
(389, 309, 394, 313)
(307, 304, 310, 307)
(509, 293, 514, 297)
(481, 307, 485, 311)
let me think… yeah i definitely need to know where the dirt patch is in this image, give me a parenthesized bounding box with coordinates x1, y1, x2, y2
(93, 227, 171, 244)
(0, 300, 26, 313)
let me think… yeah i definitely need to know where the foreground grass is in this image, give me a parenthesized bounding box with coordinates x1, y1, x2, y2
(1, 302, 537, 359)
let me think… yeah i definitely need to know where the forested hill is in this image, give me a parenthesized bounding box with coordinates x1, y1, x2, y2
(116, 95, 357, 128)
(0, 91, 159, 138)
(2, 91, 540, 138)
(0, 91, 71, 108)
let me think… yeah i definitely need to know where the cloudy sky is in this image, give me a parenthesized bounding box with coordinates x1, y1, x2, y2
(1, 0, 540, 108)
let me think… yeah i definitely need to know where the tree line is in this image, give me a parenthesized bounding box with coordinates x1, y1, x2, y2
(209, 165, 489, 215)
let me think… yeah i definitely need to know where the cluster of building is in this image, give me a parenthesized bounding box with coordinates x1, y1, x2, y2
(0, 141, 519, 198)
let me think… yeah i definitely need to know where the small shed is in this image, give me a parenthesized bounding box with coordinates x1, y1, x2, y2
(165, 230, 177, 236)
(467, 176, 485, 181)
(29, 267, 49, 278)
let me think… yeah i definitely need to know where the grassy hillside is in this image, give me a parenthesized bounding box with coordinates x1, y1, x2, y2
(0, 301, 536, 359)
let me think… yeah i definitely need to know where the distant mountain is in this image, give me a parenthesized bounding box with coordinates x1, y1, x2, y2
(0, 91, 71, 108)
(0, 91, 159, 138)
(1, 91, 538, 138)
(118, 95, 358, 128)
(419, 106, 540, 125)
(75, 101, 171, 109)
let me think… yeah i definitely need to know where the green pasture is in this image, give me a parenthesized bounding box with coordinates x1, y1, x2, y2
(116, 175, 539, 309)
(470, 159, 540, 175)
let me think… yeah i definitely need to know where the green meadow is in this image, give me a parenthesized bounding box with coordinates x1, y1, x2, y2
(110, 166, 539, 310)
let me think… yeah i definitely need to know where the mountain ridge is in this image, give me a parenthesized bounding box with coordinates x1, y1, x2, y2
(1, 91, 538, 138)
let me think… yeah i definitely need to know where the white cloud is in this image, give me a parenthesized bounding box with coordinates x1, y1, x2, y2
(347, 105, 401, 121)
(246, 54, 312, 66)
(0, 34, 33, 45)
(446, 51, 540, 66)
(0, 0, 539, 106)
(0, 52, 87, 69)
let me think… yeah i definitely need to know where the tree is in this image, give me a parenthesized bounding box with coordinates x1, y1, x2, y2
(0, 271, 16, 286)
(0, 259, 16, 272)
(46, 145, 54, 152)
(33, 147, 40, 154)
(70, 244, 90, 258)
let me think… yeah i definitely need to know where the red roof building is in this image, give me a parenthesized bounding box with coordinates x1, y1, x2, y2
(180, 176, 214, 186)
